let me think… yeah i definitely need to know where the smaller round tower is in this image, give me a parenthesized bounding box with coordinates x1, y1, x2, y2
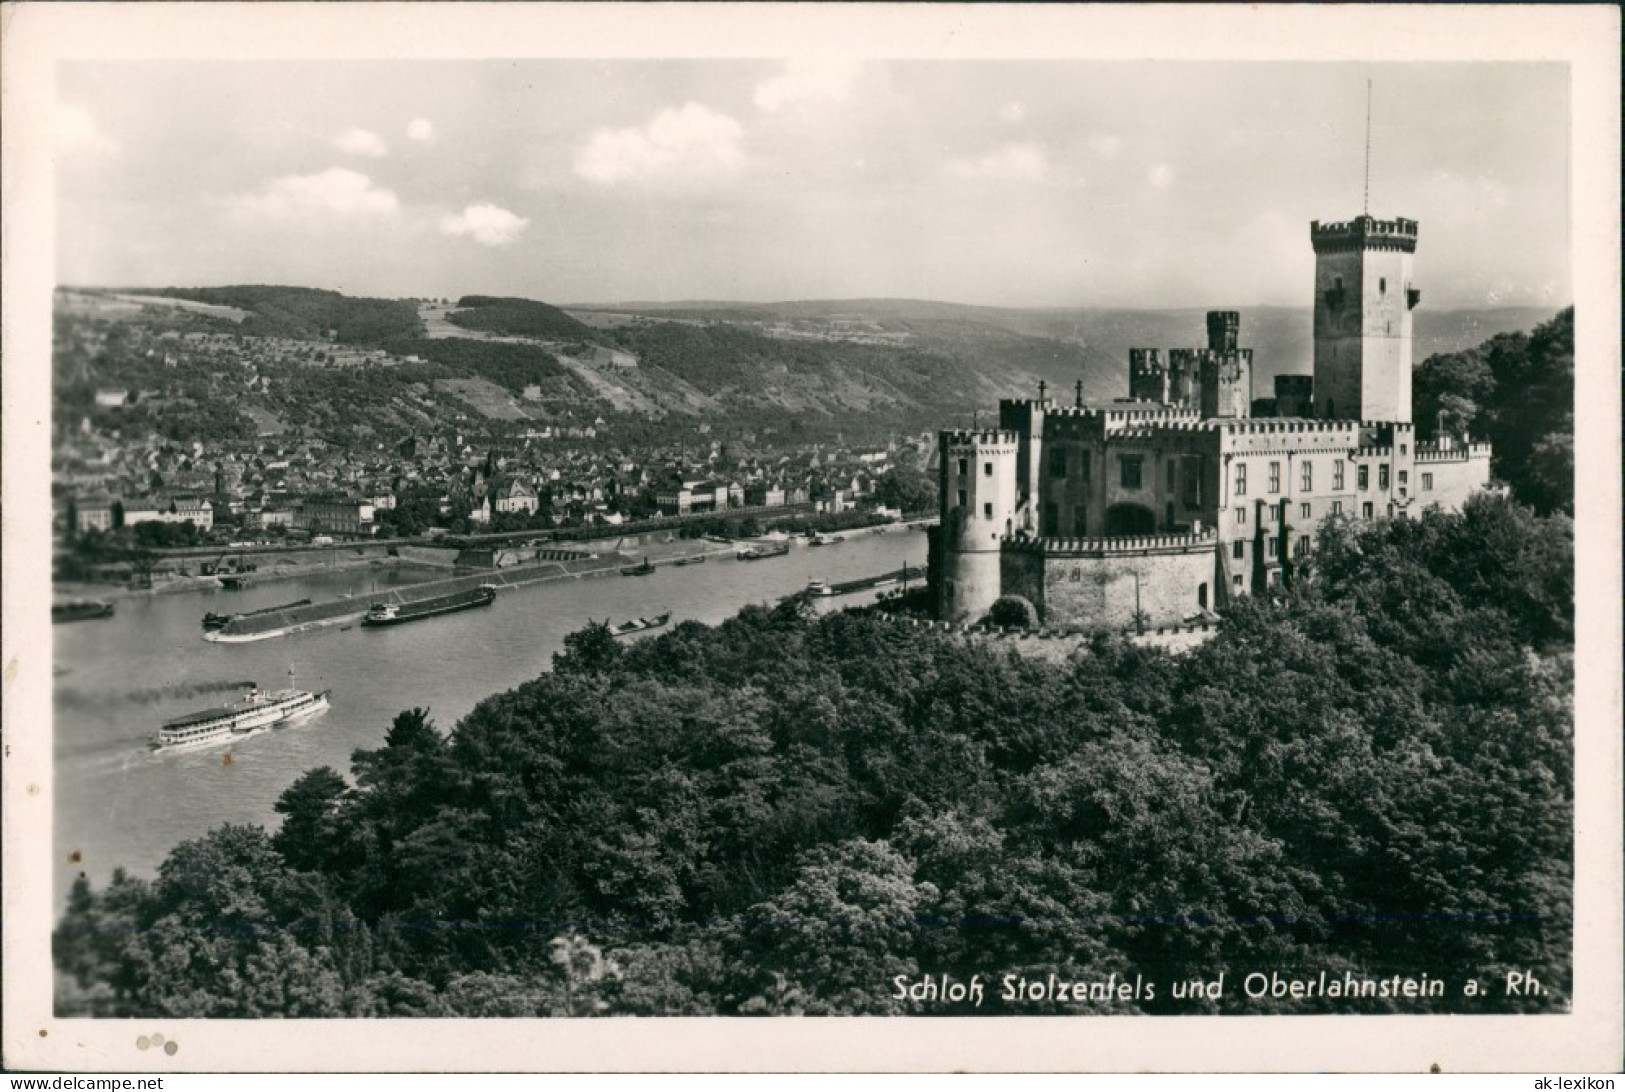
(936, 429, 1020, 623)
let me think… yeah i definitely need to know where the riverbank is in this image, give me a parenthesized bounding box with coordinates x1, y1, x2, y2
(203, 539, 761, 642)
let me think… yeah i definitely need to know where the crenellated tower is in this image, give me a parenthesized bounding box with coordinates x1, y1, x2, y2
(936, 429, 1021, 623)
(1310, 215, 1420, 422)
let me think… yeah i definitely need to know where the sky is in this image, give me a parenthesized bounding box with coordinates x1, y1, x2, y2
(54, 60, 1571, 310)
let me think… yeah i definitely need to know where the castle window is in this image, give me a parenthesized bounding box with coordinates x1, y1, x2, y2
(1235, 463, 1247, 496)
(957, 458, 967, 477)
(1300, 502, 1311, 519)
(1301, 461, 1313, 492)
(1400, 444, 1407, 455)
(1379, 277, 1387, 294)
(1268, 462, 1281, 493)
(1119, 456, 1143, 490)
(1331, 500, 1343, 515)
(1362, 501, 1374, 519)
(1379, 465, 1391, 490)
(1357, 465, 1370, 490)
(984, 461, 993, 477)
(1267, 536, 1277, 555)
(1049, 448, 1067, 477)
(1297, 535, 1312, 556)
(982, 502, 993, 520)
(1398, 470, 1408, 485)
(1422, 473, 1434, 492)
(1182, 457, 1203, 507)
(1235, 507, 1246, 525)
(1232, 540, 1245, 560)
(1233, 574, 1244, 588)
(1333, 461, 1346, 490)
(957, 489, 967, 509)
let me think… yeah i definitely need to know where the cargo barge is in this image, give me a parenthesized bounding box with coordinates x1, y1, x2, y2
(361, 584, 498, 627)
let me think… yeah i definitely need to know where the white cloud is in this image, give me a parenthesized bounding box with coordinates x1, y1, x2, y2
(334, 127, 389, 157)
(57, 104, 118, 155)
(241, 168, 400, 219)
(574, 103, 745, 186)
(1148, 163, 1175, 189)
(407, 118, 435, 142)
(440, 203, 529, 247)
(754, 59, 862, 113)
(948, 143, 1049, 182)
(999, 101, 1027, 124)
(1089, 133, 1123, 159)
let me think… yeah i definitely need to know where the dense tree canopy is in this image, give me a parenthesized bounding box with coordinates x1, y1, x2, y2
(56, 496, 1572, 1017)
(1414, 307, 1573, 514)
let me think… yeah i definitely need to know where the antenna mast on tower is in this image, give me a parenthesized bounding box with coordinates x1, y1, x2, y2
(1363, 79, 1373, 216)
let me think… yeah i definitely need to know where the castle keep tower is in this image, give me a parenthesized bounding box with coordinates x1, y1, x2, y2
(936, 429, 1020, 623)
(1310, 216, 1420, 422)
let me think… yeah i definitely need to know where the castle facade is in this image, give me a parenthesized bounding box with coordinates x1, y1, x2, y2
(931, 213, 1494, 628)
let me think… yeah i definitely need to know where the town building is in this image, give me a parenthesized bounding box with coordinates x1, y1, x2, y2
(932, 211, 1493, 629)
(298, 493, 375, 538)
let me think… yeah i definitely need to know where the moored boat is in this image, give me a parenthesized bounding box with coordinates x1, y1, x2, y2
(362, 584, 497, 627)
(202, 598, 313, 631)
(672, 554, 707, 566)
(736, 542, 790, 560)
(607, 611, 672, 638)
(808, 533, 846, 546)
(52, 599, 115, 624)
(620, 558, 656, 576)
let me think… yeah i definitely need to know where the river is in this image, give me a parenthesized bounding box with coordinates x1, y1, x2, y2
(51, 530, 927, 911)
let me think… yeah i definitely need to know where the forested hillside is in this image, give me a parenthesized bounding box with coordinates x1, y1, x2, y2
(149, 286, 424, 344)
(609, 320, 1049, 417)
(384, 337, 572, 391)
(448, 296, 599, 340)
(55, 493, 1572, 1017)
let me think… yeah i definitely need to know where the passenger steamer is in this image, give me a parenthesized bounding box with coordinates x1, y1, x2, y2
(153, 673, 330, 751)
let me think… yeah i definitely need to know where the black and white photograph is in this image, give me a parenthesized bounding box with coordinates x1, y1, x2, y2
(3, 1, 1619, 1076)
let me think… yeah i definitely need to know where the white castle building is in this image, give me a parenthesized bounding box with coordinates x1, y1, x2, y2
(930, 212, 1494, 629)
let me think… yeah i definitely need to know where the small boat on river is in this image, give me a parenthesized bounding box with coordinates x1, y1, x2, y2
(607, 612, 672, 638)
(672, 554, 707, 566)
(52, 599, 115, 624)
(736, 542, 790, 561)
(621, 558, 656, 576)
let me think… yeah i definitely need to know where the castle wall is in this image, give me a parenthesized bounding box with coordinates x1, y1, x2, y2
(1003, 533, 1217, 630)
(1415, 443, 1494, 510)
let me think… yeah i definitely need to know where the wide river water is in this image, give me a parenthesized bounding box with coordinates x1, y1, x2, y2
(53, 530, 926, 912)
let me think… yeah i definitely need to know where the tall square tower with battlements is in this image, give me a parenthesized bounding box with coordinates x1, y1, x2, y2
(1310, 215, 1420, 422)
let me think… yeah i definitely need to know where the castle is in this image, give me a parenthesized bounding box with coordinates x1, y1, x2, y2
(930, 212, 1494, 629)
